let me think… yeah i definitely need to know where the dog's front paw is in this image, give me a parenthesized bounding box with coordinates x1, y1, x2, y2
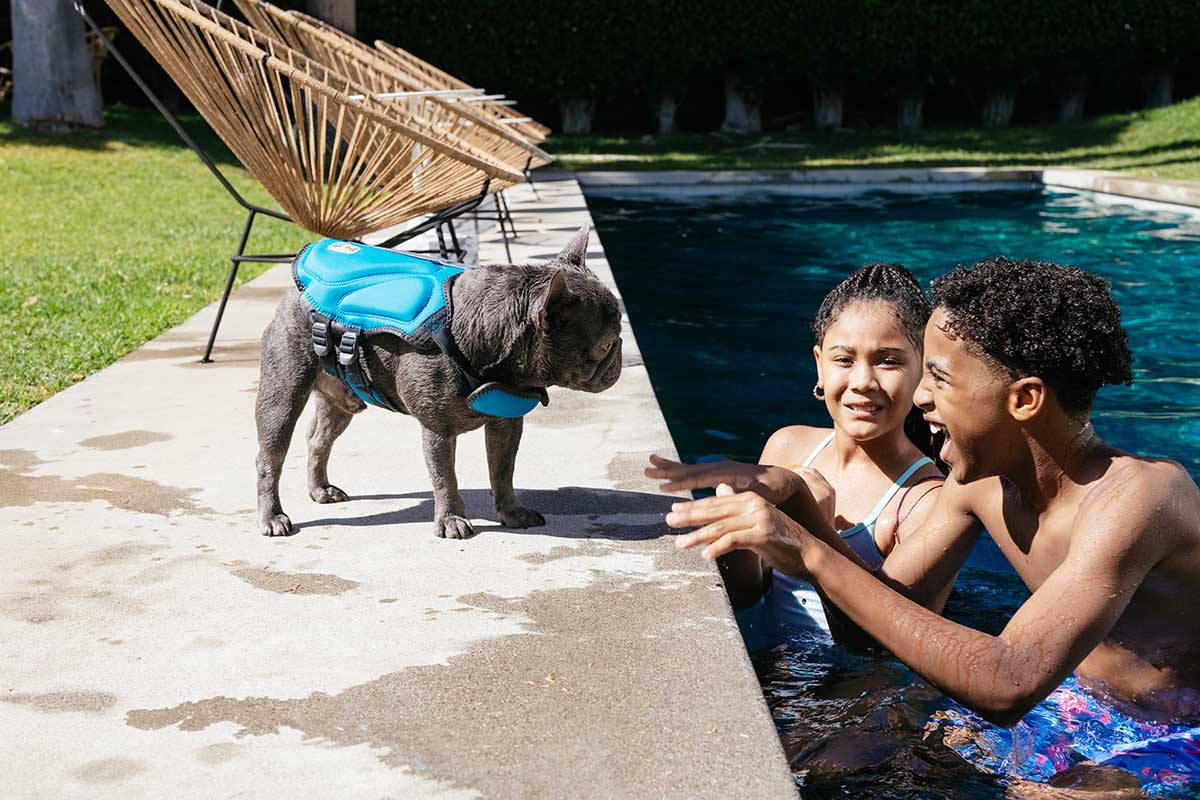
(435, 515, 476, 540)
(260, 514, 293, 537)
(499, 506, 545, 529)
(310, 484, 349, 504)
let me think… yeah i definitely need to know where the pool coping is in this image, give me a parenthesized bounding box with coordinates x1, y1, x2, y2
(553, 167, 1200, 210)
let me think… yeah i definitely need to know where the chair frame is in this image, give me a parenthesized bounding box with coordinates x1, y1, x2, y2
(75, 0, 509, 362)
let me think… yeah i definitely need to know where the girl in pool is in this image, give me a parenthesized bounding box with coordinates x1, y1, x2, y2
(646, 262, 945, 645)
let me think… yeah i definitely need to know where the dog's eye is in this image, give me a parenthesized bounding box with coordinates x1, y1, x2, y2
(591, 339, 614, 360)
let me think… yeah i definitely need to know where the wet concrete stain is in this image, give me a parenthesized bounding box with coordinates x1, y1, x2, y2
(2, 691, 118, 715)
(71, 758, 147, 784)
(195, 742, 243, 765)
(124, 575, 775, 798)
(121, 340, 261, 367)
(0, 449, 212, 516)
(79, 430, 173, 451)
(2, 543, 164, 625)
(607, 451, 660, 493)
(517, 539, 618, 565)
(228, 562, 360, 596)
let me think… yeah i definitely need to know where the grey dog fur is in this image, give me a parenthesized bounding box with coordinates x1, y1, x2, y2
(254, 226, 623, 539)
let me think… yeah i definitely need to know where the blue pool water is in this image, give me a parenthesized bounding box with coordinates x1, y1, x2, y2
(586, 187, 1200, 798)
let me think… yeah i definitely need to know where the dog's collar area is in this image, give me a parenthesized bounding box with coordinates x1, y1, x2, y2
(435, 274, 550, 417)
(467, 383, 550, 419)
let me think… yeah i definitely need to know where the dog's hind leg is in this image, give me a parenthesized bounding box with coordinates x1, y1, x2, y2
(307, 372, 366, 503)
(255, 298, 320, 536)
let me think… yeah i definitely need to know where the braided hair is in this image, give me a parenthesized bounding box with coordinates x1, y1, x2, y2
(812, 263, 937, 459)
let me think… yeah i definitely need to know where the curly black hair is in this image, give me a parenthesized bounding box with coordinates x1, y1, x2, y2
(813, 262, 936, 458)
(930, 257, 1133, 416)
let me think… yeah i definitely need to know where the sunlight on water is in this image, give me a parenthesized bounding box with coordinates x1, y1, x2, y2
(588, 188, 1200, 799)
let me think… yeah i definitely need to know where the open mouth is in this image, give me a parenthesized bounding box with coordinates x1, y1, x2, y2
(927, 420, 952, 462)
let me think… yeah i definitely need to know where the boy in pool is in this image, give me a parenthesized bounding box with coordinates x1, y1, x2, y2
(667, 257, 1200, 788)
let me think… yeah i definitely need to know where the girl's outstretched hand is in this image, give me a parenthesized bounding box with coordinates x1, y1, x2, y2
(666, 483, 813, 577)
(645, 454, 807, 507)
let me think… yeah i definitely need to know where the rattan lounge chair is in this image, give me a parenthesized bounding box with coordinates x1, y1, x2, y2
(106, 0, 521, 238)
(229, 0, 551, 174)
(92, 0, 523, 359)
(373, 39, 551, 145)
(230, 1, 549, 145)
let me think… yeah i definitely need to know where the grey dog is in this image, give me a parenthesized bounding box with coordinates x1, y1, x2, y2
(254, 226, 623, 539)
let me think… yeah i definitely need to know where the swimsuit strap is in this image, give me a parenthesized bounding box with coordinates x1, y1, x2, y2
(860, 456, 935, 528)
(800, 431, 836, 468)
(892, 475, 942, 532)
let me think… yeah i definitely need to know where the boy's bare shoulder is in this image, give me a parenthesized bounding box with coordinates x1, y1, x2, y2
(760, 425, 831, 466)
(1090, 453, 1195, 507)
(1078, 454, 1199, 549)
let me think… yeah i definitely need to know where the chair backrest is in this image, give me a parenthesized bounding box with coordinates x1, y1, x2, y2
(230, 0, 550, 171)
(374, 39, 552, 144)
(104, 0, 522, 239)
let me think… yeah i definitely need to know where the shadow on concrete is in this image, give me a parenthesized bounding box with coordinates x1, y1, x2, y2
(299, 486, 674, 541)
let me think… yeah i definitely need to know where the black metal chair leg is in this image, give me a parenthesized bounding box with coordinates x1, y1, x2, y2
(523, 155, 540, 201)
(499, 191, 518, 238)
(446, 219, 464, 263)
(202, 209, 256, 363)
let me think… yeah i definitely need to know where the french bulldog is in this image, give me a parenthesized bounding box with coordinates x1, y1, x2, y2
(254, 226, 623, 539)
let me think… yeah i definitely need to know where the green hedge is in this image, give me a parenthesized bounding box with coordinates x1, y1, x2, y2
(356, 0, 1200, 127)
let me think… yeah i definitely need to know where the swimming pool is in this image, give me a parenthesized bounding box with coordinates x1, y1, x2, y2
(586, 186, 1200, 798)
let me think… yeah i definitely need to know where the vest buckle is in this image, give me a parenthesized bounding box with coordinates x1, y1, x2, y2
(338, 329, 360, 366)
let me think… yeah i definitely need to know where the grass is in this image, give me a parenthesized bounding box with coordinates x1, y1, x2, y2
(544, 96, 1200, 180)
(2, 97, 1198, 424)
(0, 103, 312, 425)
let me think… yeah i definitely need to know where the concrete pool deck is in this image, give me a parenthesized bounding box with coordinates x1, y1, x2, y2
(0, 178, 796, 798)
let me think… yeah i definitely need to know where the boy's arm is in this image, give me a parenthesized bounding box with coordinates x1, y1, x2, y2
(804, 471, 1177, 725)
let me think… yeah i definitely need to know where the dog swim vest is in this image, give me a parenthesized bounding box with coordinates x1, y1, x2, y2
(292, 239, 548, 418)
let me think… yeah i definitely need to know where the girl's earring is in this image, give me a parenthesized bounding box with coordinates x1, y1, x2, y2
(813, 384, 825, 401)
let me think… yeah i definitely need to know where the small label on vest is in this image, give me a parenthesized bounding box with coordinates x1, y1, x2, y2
(329, 242, 361, 254)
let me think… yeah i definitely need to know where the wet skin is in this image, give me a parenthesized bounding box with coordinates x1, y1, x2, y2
(668, 307, 1200, 725)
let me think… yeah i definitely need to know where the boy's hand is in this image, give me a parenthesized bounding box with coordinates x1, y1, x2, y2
(645, 454, 808, 507)
(666, 484, 813, 577)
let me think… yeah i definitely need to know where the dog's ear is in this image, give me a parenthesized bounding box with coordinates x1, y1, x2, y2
(532, 269, 573, 330)
(556, 225, 590, 270)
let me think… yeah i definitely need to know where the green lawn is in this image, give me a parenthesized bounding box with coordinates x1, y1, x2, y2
(0, 103, 311, 425)
(545, 96, 1200, 180)
(2, 98, 1199, 424)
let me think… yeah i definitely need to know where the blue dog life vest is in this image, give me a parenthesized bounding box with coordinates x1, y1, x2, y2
(292, 239, 549, 418)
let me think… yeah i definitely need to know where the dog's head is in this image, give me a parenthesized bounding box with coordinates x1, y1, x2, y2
(526, 226, 623, 393)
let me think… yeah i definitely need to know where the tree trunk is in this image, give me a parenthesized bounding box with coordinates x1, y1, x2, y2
(11, 0, 103, 131)
(896, 91, 924, 130)
(812, 84, 844, 129)
(306, 0, 356, 36)
(654, 92, 678, 137)
(1141, 68, 1173, 109)
(1056, 81, 1087, 122)
(559, 97, 595, 135)
(980, 89, 1016, 127)
(720, 73, 761, 133)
